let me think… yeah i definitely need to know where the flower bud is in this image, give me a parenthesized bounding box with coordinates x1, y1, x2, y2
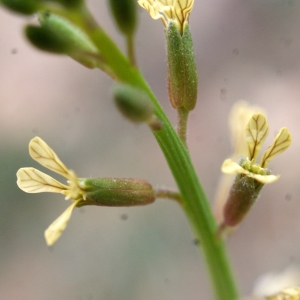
(51, 0, 82, 9)
(25, 25, 71, 54)
(78, 178, 155, 206)
(37, 12, 101, 68)
(113, 84, 155, 123)
(108, 0, 137, 37)
(166, 21, 198, 111)
(0, 0, 39, 15)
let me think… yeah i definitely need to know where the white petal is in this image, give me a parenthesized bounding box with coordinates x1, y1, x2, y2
(250, 173, 279, 184)
(44, 199, 81, 246)
(29, 137, 70, 178)
(17, 168, 67, 193)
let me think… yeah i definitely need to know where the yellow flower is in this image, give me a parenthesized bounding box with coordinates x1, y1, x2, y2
(17, 137, 86, 246)
(221, 113, 292, 184)
(213, 101, 263, 223)
(138, 0, 194, 33)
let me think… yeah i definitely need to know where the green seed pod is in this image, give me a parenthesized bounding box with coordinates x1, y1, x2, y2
(108, 0, 137, 36)
(113, 84, 154, 123)
(38, 12, 101, 68)
(166, 21, 198, 111)
(78, 178, 155, 206)
(0, 0, 39, 15)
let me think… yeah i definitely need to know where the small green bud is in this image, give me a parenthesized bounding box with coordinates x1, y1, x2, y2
(28, 12, 101, 68)
(166, 21, 198, 111)
(25, 25, 71, 54)
(108, 0, 137, 36)
(50, 0, 83, 9)
(78, 178, 155, 206)
(0, 0, 39, 15)
(113, 84, 155, 123)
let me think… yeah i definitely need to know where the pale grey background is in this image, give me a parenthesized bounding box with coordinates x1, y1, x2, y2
(1, 1, 300, 299)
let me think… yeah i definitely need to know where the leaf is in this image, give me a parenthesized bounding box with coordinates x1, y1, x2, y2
(245, 113, 269, 161)
(260, 127, 292, 168)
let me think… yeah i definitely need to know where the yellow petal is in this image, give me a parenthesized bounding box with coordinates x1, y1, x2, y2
(267, 287, 300, 300)
(221, 159, 250, 175)
(260, 128, 292, 168)
(245, 113, 269, 162)
(44, 199, 81, 246)
(17, 168, 67, 193)
(138, 0, 194, 29)
(221, 159, 279, 184)
(29, 137, 70, 178)
(229, 101, 264, 157)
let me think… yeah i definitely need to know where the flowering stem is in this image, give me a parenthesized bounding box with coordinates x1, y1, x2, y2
(177, 107, 189, 148)
(75, 6, 239, 300)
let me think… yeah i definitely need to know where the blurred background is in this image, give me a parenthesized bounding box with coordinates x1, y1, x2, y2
(1, 0, 300, 299)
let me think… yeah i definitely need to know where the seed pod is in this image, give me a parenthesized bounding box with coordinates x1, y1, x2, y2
(113, 84, 154, 123)
(166, 21, 198, 111)
(78, 178, 155, 206)
(108, 0, 137, 36)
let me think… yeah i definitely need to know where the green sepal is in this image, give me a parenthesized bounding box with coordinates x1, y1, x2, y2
(113, 84, 154, 123)
(166, 22, 198, 111)
(78, 178, 155, 206)
(108, 0, 137, 36)
(223, 174, 264, 227)
(0, 0, 40, 15)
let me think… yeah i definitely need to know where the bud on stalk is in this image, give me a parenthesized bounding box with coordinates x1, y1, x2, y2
(78, 178, 155, 207)
(166, 21, 198, 111)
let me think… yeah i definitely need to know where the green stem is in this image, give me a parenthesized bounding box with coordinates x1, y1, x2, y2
(71, 7, 239, 300)
(177, 107, 189, 148)
(126, 33, 136, 67)
(154, 188, 182, 203)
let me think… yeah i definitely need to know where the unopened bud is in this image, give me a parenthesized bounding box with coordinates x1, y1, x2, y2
(108, 0, 137, 37)
(51, 0, 82, 9)
(1, 0, 39, 15)
(166, 21, 198, 111)
(113, 84, 154, 123)
(37, 12, 100, 68)
(78, 178, 155, 206)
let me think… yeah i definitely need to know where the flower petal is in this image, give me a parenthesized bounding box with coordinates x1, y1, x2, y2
(17, 168, 67, 193)
(221, 159, 250, 175)
(44, 199, 81, 246)
(221, 159, 279, 184)
(260, 127, 292, 168)
(245, 113, 269, 161)
(29, 137, 70, 178)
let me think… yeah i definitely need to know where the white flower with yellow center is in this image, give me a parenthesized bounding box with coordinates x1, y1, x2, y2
(138, 0, 194, 33)
(222, 113, 292, 184)
(17, 137, 85, 246)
